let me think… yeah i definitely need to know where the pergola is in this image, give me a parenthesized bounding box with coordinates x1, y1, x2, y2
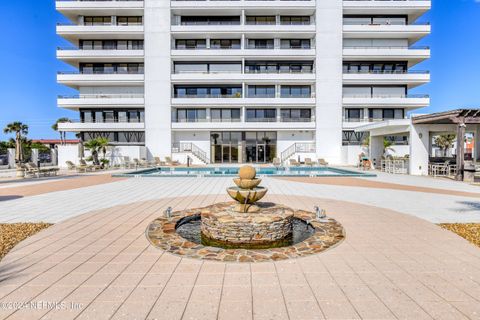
(412, 109, 480, 180)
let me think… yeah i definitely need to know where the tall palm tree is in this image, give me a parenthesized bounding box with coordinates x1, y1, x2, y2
(52, 117, 71, 145)
(3, 122, 28, 164)
(84, 137, 109, 165)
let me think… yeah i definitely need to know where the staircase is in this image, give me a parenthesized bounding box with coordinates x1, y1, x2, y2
(280, 142, 316, 164)
(172, 142, 209, 164)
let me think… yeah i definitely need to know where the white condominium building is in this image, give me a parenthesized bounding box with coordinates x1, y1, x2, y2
(56, 0, 431, 165)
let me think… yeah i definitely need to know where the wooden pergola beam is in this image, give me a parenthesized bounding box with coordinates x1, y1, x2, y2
(455, 118, 466, 181)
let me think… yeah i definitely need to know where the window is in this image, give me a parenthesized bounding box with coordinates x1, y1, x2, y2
(247, 85, 275, 98)
(281, 109, 311, 122)
(175, 39, 207, 49)
(211, 109, 241, 122)
(280, 39, 311, 49)
(246, 16, 276, 25)
(280, 16, 310, 25)
(280, 85, 311, 98)
(181, 16, 240, 25)
(342, 131, 369, 146)
(345, 109, 363, 122)
(246, 109, 277, 122)
(210, 39, 241, 49)
(117, 16, 143, 26)
(174, 86, 242, 98)
(247, 39, 274, 49)
(84, 16, 111, 26)
(174, 109, 206, 122)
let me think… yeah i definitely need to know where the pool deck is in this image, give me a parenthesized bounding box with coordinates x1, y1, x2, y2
(0, 170, 479, 319)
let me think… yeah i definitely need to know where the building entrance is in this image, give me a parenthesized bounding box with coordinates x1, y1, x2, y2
(211, 131, 276, 163)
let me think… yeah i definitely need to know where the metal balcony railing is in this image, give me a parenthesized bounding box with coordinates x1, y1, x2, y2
(58, 94, 144, 99)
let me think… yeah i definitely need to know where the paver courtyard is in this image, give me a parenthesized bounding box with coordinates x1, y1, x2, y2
(0, 173, 479, 319)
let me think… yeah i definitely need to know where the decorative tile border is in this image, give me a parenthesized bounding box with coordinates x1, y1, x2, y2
(146, 202, 345, 262)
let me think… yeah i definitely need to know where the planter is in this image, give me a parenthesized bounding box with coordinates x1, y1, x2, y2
(16, 167, 25, 178)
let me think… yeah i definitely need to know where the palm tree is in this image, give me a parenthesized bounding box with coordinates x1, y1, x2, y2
(434, 134, 456, 157)
(3, 122, 28, 164)
(84, 137, 109, 165)
(383, 138, 395, 156)
(52, 117, 71, 145)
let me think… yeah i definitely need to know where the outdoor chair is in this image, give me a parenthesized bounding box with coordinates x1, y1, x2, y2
(79, 159, 101, 171)
(25, 162, 59, 177)
(154, 157, 166, 166)
(165, 156, 180, 166)
(133, 158, 146, 168)
(317, 159, 329, 166)
(66, 161, 87, 173)
(289, 159, 300, 166)
(304, 158, 314, 167)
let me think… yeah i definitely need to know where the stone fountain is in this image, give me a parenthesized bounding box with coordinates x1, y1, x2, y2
(200, 166, 295, 248)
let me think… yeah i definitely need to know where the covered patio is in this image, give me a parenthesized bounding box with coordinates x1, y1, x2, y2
(356, 109, 480, 179)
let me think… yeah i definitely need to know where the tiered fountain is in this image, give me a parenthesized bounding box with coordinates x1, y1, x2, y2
(201, 166, 295, 248)
(146, 165, 345, 262)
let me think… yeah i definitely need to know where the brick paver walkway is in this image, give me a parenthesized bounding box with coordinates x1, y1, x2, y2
(1, 194, 480, 320)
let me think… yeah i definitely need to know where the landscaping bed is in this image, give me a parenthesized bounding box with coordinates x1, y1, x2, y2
(0, 223, 52, 261)
(439, 223, 480, 248)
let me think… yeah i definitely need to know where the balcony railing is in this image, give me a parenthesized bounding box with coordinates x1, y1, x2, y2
(344, 45, 430, 50)
(66, 119, 144, 124)
(343, 117, 406, 123)
(343, 94, 429, 98)
(281, 118, 312, 122)
(245, 118, 277, 122)
(58, 71, 144, 75)
(343, 70, 429, 74)
(58, 94, 144, 99)
(58, 46, 143, 51)
(58, 0, 142, 2)
(174, 94, 242, 98)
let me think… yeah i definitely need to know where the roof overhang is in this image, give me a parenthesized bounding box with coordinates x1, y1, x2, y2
(354, 119, 412, 136)
(412, 109, 480, 124)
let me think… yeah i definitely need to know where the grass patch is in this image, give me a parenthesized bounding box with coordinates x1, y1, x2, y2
(0, 223, 52, 261)
(439, 224, 480, 248)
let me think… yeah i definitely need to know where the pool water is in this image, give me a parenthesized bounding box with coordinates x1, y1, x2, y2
(115, 166, 376, 178)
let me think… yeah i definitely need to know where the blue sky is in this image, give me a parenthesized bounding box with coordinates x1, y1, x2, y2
(0, 0, 479, 140)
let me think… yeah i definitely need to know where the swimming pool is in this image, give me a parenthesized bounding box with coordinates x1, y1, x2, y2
(115, 166, 376, 178)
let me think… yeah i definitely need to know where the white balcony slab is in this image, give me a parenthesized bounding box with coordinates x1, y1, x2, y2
(171, 73, 315, 83)
(58, 122, 145, 132)
(171, 49, 316, 59)
(343, 47, 430, 66)
(57, 96, 145, 110)
(171, 97, 315, 106)
(343, 96, 430, 108)
(56, 1, 144, 21)
(343, 0, 431, 20)
(171, 0, 315, 11)
(57, 25, 144, 41)
(343, 72, 430, 88)
(343, 24, 430, 42)
(172, 121, 315, 131)
(57, 49, 144, 64)
(57, 74, 144, 88)
(170, 25, 315, 35)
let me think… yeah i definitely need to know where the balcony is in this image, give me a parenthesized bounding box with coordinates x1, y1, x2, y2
(57, 94, 144, 110)
(343, 94, 430, 108)
(343, 70, 430, 88)
(58, 121, 145, 132)
(57, 47, 144, 64)
(171, 120, 315, 131)
(343, 0, 431, 21)
(56, 0, 144, 21)
(57, 23, 143, 41)
(57, 71, 144, 88)
(343, 46, 430, 66)
(343, 24, 430, 43)
(171, 0, 316, 10)
(171, 47, 315, 58)
(171, 71, 315, 83)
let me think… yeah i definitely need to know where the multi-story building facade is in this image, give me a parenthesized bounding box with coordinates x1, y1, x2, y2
(56, 0, 430, 165)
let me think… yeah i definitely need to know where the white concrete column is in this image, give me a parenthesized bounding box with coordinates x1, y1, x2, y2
(370, 136, 384, 169)
(31, 149, 39, 164)
(409, 124, 430, 175)
(315, 0, 343, 164)
(144, 0, 172, 160)
(51, 149, 58, 166)
(7, 148, 15, 168)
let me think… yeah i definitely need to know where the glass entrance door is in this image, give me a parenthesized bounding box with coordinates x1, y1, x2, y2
(256, 144, 266, 163)
(222, 144, 231, 163)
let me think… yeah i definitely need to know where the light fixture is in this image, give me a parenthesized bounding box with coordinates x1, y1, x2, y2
(164, 207, 173, 219)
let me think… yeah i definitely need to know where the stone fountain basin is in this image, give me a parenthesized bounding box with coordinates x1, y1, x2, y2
(226, 186, 267, 204)
(233, 178, 261, 189)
